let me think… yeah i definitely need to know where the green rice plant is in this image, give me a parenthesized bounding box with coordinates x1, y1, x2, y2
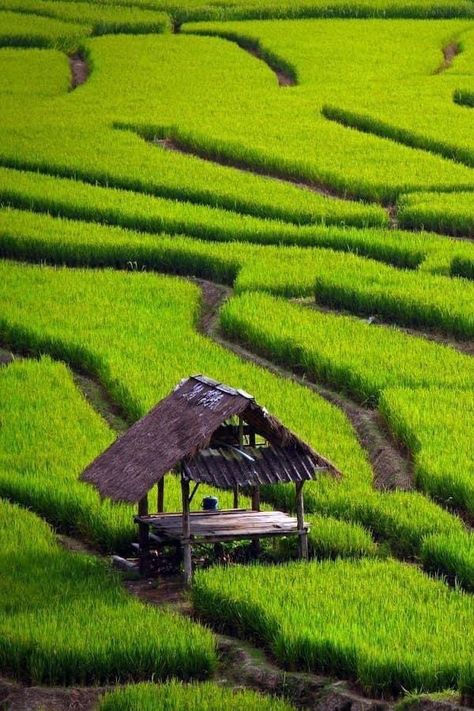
(0, 357, 253, 550)
(0, 498, 216, 685)
(454, 88, 474, 107)
(1, 201, 473, 337)
(0, 164, 387, 233)
(279, 514, 378, 559)
(1, 2, 171, 35)
(5, 201, 474, 285)
(0, 10, 91, 50)
(193, 557, 474, 694)
(312, 259, 474, 340)
(27, 0, 474, 22)
(0, 48, 70, 97)
(398, 191, 474, 237)
(451, 254, 474, 279)
(219, 292, 474, 402)
(177, 20, 474, 200)
(0, 258, 465, 558)
(0, 260, 371, 487)
(421, 532, 474, 591)
(1, 25, 474, 217)
(98, 681, 295, 711)
(380, 387, 474, 516)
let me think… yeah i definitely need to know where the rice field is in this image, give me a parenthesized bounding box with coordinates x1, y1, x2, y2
(1, 0, 473, 706)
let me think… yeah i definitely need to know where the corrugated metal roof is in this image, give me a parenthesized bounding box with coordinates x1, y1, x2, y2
(183, 445, 329, 488)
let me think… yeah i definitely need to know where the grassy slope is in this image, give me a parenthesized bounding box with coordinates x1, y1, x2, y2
(0, 495, 215, 685)
(193, 557, 474, 694)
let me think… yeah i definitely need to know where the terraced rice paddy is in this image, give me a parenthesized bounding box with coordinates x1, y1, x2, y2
(0, 0, 473, 708)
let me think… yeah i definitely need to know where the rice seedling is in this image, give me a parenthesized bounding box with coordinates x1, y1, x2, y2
(380, 387, 474, 516)
(0, 260, 466, 560)
(0, 10, 91, 50)
(0, 167, 388, 248)
(1, 24, 473, 218)
(193, 557, 474, 694)
(1, 202, 472, 338)
(284, 514, 378, 559)
(421, 532, 474, 591)
(1, 1, 171, 35)
(0, 357, 255, 550)
(219, 292, 474, 401)
(0, 498, 216, 685)
(398, 191, 474, 237)
(0, 48, 70, 97)
(98, 680, 295, 711)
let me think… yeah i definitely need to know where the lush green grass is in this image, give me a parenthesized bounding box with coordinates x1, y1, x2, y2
(398, 191, 474, 236)
(451, 254, 474, 280)
(220, 292, 474, 401)
(0, 259, 465, 559)
(28, 0, 474, 22)
(98, 681, 295, 711)
(1, 2, 171, 35)
(421, 532, 474, 592)
(1, 26, 473, 220)
(1, 204, 473, 339)
(0, 48, 69, 97)
(380, 387, 474, 517)
(0, 357, 255, 550)
(178, 20, 474, 200)
(0, 498, 216, 685)
(0, 166, 388, 245)
(193, 557, 474, 694)
(290, 515, 378, 559)
(454, 88, 474, 107)
(0, 10, 90, 50)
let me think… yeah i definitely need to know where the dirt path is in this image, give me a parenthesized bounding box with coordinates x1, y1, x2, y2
(68, 53, 89, 90)
(434, 42, 461, 74)
(193, 279, 414, 492)
(0, 677, 104, 711)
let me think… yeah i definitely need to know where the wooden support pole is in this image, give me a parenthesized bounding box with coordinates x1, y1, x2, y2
(181, 476, 192, 586)
(138, 494, 149, 576)
(233, 485, 239, 509)
(250, 485, 261, 556)
(295, 481, 308, 560)
(251, 486, 261, 512)
(157, 477, 165, 513)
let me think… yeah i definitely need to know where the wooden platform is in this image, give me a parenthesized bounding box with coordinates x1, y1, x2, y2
(135, 508, 308, 544)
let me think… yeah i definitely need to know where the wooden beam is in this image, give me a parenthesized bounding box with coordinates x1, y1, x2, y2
(138, 494, 149, 576)
(189, 481, 200, 506)
(233, 485, 239, 509)
(157, 477, 165, 513)
(295, 481, 308, 560)
(181, 476, 192, 585)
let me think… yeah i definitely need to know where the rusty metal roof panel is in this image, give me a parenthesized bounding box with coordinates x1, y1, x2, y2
(182, 445, 326, 488)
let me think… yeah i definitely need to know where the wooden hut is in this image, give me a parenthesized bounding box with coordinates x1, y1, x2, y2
(81, 375, 341, 583)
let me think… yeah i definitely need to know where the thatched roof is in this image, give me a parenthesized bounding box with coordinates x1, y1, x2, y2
(81, 375, 340, 503)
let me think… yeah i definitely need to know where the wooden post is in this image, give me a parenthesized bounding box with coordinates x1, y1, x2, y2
(157, 477, 165, 513)
(295, 481, 308, 560)
(233, 485, 239, 509)
(138, 494, 149, 576)
(251, 486, 260, 512)
(250, 485, 261, 556)
(181, 476, 192, 585)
